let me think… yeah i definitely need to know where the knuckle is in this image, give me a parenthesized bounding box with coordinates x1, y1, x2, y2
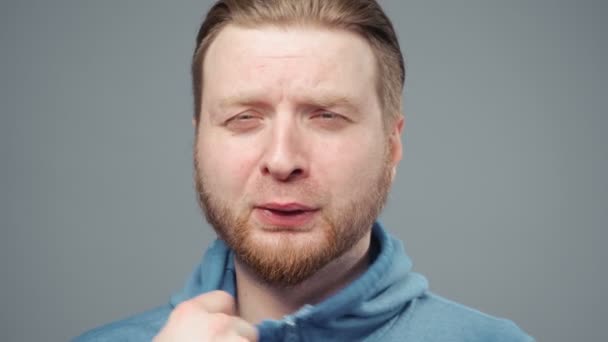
(206, 313, 234, 334)
(195, 290, 236, 314)
(170, 301, 200, 321)
(209, 290, 234, 306)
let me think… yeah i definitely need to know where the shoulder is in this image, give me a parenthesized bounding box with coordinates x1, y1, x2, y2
(384, 292, 533, 342)
(72, 305, 172, 342)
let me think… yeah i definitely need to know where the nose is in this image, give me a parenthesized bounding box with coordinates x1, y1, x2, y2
(260, 116, 308, 182)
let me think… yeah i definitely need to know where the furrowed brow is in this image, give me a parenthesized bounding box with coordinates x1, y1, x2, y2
(214, 92, 361, 114)
(216, 92, 269, 110)
(300, 93, 361, 113)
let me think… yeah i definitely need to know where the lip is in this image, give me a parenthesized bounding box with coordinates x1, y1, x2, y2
(253, 202, 319, 228)
(257, 202, 316, 211)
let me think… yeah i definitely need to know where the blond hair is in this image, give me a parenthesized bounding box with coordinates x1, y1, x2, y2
(191, 0, 404, 126)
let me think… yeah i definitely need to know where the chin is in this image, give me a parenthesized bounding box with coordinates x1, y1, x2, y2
(250, 226, 324, 249)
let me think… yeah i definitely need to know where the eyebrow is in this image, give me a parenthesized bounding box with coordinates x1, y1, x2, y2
(217, 92, 361, 113)
(217, 93, 270, 110)
(298, 93, 359, 111)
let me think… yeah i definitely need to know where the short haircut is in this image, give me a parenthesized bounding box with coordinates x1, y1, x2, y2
(191, 0, 405, 127)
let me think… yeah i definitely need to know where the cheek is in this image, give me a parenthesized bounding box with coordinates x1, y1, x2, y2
(314, 133, 387, 196)
(197, 134, 259, 198)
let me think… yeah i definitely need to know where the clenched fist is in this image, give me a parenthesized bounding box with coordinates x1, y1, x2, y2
(153, 291, 258, 342)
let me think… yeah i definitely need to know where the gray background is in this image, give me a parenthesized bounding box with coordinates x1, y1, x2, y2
(1, 0, 606, 341)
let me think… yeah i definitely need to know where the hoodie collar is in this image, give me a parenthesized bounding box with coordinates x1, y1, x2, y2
(170, 222, 428, 341)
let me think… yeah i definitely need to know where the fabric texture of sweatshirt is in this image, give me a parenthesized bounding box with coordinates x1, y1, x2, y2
(74, 222, 534, 341)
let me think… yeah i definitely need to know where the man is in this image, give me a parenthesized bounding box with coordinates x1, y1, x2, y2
(76, 0, 533, 341)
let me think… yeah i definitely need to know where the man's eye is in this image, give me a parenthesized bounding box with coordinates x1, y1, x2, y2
(236, 113, 257, 120)
(310, 111, 349, 130)
(313, 112, 341, 120)
(225, 112, 263, 131)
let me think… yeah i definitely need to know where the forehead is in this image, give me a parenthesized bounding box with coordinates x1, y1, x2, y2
(201, 24, 380, 110)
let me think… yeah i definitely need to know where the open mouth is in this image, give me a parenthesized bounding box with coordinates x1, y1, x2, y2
(268, 209, 307, 216)
(254, 204, 318, 227)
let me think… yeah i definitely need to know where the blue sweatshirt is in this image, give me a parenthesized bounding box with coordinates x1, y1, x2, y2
(74, 222, 533, 341)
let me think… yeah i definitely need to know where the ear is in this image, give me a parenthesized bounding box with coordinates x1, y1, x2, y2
(388, 116, 405, 180)
(192, 117, 197, 128)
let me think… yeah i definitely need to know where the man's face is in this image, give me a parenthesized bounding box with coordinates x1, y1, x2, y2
(194, 25, 403, 287)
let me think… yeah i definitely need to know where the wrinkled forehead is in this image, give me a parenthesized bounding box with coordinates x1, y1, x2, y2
(200, 24, 380, 112)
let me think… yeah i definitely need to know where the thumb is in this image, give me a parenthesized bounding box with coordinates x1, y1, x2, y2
(190, 290, 237, 315)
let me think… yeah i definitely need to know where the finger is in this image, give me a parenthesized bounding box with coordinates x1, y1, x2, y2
(220, 335, 251, 342)
(190, 290, 236, 315)
(231, 317, 258, 342)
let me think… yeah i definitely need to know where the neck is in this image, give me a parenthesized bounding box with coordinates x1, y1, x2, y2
(234, 231, 372, 324)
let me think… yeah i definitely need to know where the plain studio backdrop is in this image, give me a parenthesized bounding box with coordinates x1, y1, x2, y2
(1, 0, 606, 341)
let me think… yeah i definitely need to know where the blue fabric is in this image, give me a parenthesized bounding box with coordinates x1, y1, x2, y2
(74, 222, 533, 341)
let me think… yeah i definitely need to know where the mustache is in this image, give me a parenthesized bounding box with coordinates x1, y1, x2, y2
(195, 178, 326, 206)
(196, 185, 324, 202)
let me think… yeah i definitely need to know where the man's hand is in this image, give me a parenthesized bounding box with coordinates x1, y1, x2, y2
(153, 291, 258, 342)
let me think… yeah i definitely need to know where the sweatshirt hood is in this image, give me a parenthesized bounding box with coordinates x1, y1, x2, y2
(170, 222, 428, 341)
